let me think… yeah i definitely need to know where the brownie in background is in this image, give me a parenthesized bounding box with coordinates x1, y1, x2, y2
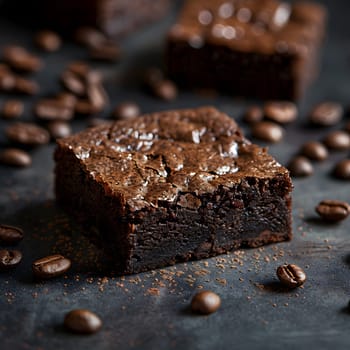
(166, 0, 327, 100)
(2, 0, 171, 38)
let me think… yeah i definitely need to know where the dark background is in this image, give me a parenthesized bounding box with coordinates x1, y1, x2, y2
(1, 1, 350, 349)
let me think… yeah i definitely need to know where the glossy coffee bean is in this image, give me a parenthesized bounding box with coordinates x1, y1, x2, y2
(287, 156, 313, 177)
(47, 121, 72, 139)
(6, 122, 50, 146)
(333, 159, 350, 179)
(35, 99, 74, 121)
(0, 148, 32, 167)
(32, 254, 71, 279)
(112, 102, 141, 120)
(309, 102, 343, 126)
(299, 141, 328, 161)
(64, 309, 102, 334)
(323, 130, 350, 150)
(153, 80, 178, 101)
(315, 199, 350, 222)
(276, 264, 306, 288)
(1, 100, 24, 119)
(252, 121, 284, 143)
(0, 224, 24, 244)
(35, 30, 62, 52)
(264, 101, 298, 124)
(191, 291, 221, 315)
(0, 249, 22, 270)
(3, 45, 43, 73)
(14, 77, 39, 95)
(243, 106, 263, 124)
(74, 27, 107, 48)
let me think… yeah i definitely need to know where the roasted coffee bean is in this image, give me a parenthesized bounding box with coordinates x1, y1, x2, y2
(112, 102, 141, 120)
(0, 64, 15, 91)
(35, 30, 62, 52)
(332, 159, 350, 179)
(264, 101, 298, 124)
(75, 100, 99, 115)
(14, 77, 39, 95)
(0, 249, 22, 270)
(67, 61, 91, 78)
(3, 45, 43, 73)
(35, 99, 74, 121)
(287, 156, 313, 177)
(1, 100, 24, 119)
(87, 83, 109, 111)
(0, 224, 24, 244)
(251, 121, 284, 143)
(152, 80, 178, 101)
(276, 264, 306, 288)
(74, 27, 107, 48)
(56, 92, 77, 108)
(299, 141, 328, 161)
(64, 309, 102, 334)
(309, 102, 343, 126)
(47, 121, 72, 139)
(315, 199, 350, 222)
(323, 130, 350, 150)
(243, 106, 263, 124)
(6, 122, 50, 146)
(87, 118, 113, 128)
(89, 43, 121, 62)
(0, 148, 32, 167)
(61, 71, 86, 96)
(32, 254, 71, 279)
(191, 291, 221, 315)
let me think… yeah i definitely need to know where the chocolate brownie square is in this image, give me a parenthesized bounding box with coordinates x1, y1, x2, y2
(54, 107, 292, 274)
(3, 0, 170, 38)
(166, 0, 326, 100)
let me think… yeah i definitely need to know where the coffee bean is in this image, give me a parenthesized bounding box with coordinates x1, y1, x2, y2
(67, 61, 91, 79)
(152, 80, 178, 101)
(14, 77, 39, 95)
(6, 122, 50, 146)
(47, 121, 72, 139)
(32, 254, 71, 279)
(56, 92, 77, 108)
(323, 130, 350, 150)
(243, 106, 263, 124)
(0, 224, 24, 244)
(3, 45, 43, 73)
(309, 102, 343, 126)
(74, 27, 107, 48)
(86, 83, 109, 111)
(299, 141, 328, 161)
(112, 102, 141, 120)
(75, 100, 99, 115)
(64, 309, 102, 334)
(87, 118, 113, 128)
(61, 71, 86, 96)
(0, 148, 32, 167)
(89, 43, 121, 62)
(264, 101, 298, 124)
(0, 249, 22, 270)
(315, 200, 350, 222)
(35, 30, 62, 52)
(1, 100, 24, 119)
(35, 99, 74, 121)
(191, 291, 221, 315)
(251, 121, 284, 143)
(287, 156, 313, 177)
(0, 65, 15, 91)
(332, 159, 350, 179)
(276, 264, 306, 288)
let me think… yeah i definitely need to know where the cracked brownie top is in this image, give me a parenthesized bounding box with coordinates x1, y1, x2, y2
(56, 106, 289, 210)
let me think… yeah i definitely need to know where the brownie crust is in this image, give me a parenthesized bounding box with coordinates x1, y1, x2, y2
(166, 0, 326, 100)
(55, 107, 292, 274)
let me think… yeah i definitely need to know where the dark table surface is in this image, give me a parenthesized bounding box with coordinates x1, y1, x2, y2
(1, 1, 350, 349)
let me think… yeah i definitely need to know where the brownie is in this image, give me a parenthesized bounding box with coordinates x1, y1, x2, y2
(54, 107, 292, 274)
(2, 0, 170, 38)
(166, 0, 327, 100)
